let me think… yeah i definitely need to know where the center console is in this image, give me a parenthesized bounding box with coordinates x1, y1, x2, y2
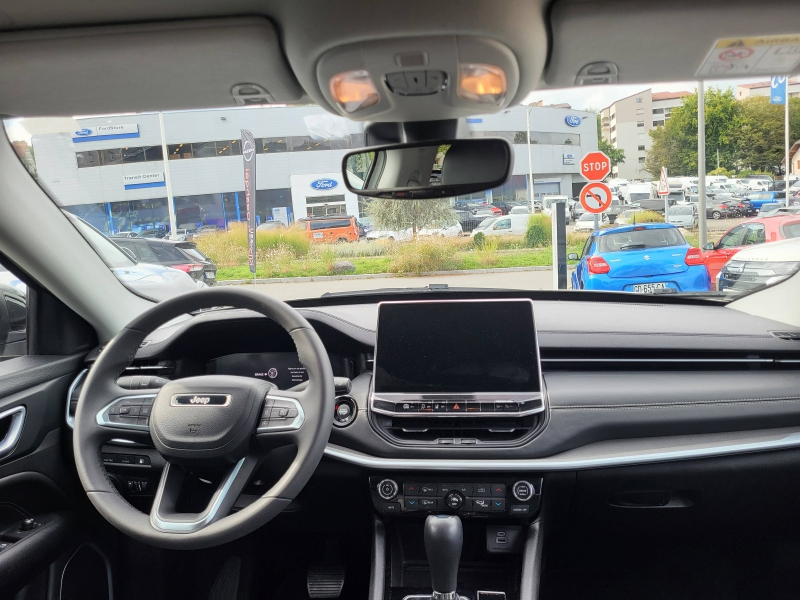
(366, 300, 547, 600)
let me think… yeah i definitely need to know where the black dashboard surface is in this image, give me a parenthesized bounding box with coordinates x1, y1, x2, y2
(93, 291, 800, 468)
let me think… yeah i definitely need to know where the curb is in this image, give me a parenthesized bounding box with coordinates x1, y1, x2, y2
(218, 265, 574, 286)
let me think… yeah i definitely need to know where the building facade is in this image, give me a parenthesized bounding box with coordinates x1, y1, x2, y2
(31, 105, 597, 235)
(600, 89, 691, 181)
(737, 78, 800, 100)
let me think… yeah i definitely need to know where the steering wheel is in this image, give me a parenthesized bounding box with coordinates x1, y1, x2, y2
(73, 288, 334, 549)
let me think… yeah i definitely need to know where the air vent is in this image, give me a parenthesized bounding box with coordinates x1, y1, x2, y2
(771, 331, 800, 341)
(372, 413, 541, 446)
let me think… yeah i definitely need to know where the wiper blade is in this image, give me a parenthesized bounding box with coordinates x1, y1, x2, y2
(619, 244, 647, 250)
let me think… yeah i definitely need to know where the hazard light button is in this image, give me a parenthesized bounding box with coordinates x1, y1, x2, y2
(447, 402, 467, 413)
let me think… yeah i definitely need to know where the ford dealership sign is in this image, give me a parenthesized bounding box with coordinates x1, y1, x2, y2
(565, 115, 582, 127)
(310, 178, 338, 190)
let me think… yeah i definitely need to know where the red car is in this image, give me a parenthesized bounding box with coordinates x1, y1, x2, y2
(703, 215, 800, 284)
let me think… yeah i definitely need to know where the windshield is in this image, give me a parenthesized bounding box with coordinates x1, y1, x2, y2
(5, 82, 800, 302)
(599, 227, 685, 252)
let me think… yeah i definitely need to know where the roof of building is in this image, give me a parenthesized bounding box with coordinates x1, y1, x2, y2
(739, 77, 800, 90)
(652, 91, 691, 101)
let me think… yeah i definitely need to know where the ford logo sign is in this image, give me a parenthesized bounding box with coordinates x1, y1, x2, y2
(75, 128, 93, 137)
(310, 179, 338, 190)
(565, 115, 582, 127)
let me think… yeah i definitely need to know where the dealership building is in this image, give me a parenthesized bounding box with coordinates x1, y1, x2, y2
(31, 104, 597, 235)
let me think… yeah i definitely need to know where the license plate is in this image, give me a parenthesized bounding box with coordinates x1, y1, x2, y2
(633, 282, 667, 293)
(313, 232, 323, 239)
(204, 272, 215, 279)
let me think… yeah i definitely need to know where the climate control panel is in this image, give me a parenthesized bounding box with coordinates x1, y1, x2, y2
(368, 476, 542, 519)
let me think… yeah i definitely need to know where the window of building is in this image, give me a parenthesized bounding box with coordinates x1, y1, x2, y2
(636, 108, 644, 115)
(76, 150, 102, 168)
(610, 113, 615, 120)
(638, 157, 646, 163)
(168, 143, 192, 160)
(191, 141, 217, 158)
(636, 97, 643, 103)
(637, 121, 645, 127)
(610, 137, 616, 144)
(653, 120, 664, 127)
(214, 141, 234, 156)
(653, 108, 664, 114)
(144, 146, 163, 161)
(638, 145, 646, 151)
(229, 140, 242, 155)
(260, 137, 288, 153)
(100, 149, 123, 165)
(610, 125, 615, 133)
(121, 147, 146, 163)
(291, 136, 332, 151)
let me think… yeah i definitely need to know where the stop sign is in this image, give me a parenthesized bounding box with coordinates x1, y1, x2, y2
(580, 151, 611, 182)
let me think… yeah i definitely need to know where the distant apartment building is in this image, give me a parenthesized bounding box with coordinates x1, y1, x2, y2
(737, 78, 800, 100)
(600, 89, 691, 180)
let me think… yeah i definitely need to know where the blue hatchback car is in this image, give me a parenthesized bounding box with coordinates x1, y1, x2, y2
(570, 223, 711, 293)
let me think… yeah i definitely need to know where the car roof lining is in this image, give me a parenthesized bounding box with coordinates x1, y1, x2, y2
(0, 0, 795, 117)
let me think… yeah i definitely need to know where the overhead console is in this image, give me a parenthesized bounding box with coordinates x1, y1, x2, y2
(370, 300, 545, 446)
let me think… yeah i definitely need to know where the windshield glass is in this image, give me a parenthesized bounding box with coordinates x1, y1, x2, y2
(6, 82, 800, 301)
(599, 227, 686, 252)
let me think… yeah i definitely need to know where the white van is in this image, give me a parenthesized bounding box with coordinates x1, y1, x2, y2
(623, 183, 651, 204)
(475, 213, 530, 237)
(541, 195, 570, 216)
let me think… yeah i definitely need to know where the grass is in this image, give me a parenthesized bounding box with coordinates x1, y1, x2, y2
(199, 221, 589, 281)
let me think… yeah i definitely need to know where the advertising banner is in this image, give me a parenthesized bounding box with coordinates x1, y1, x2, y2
(241, 129, 257, 274)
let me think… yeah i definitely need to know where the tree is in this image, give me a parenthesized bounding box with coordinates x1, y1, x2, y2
(645, 88, 741, 177)
(365, 199, 458, 236)
(598, 138, 625, 167)
(707, 167, 734, 177)
(737, 96, 800, 175)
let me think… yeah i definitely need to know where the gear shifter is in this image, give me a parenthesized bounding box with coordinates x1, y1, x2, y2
(424, 514, 463, 600)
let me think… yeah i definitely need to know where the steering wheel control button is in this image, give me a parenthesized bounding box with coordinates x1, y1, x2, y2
(257, 395, 305, 433)
(378, 479, 399, 500)
(445, 491, 464, 510)
(512, 481, 535, 502)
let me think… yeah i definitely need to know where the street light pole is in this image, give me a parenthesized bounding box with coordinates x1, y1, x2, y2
(697, 81, 708, 250)
(158, 112, 179, 240)
(526, 105, 535, 212)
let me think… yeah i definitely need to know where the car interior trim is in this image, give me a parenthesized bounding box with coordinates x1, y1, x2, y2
(321, 428, 800, 470)
(65, 368, 88, 429)
(150, 457, 246, 533)
(0, 405, 26, 462)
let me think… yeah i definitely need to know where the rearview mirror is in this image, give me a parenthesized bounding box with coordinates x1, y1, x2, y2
(342, 138, 512, 199)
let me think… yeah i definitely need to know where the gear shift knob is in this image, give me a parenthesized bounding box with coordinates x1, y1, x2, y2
(424, 514, 463, 597)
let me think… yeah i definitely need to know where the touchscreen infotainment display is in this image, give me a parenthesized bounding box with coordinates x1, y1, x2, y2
(373, 300, 539, 394)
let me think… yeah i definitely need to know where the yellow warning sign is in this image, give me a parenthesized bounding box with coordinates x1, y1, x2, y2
(698, 34, 800, 77)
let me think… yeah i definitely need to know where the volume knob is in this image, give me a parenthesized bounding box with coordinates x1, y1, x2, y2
(378, 479, 399, 500)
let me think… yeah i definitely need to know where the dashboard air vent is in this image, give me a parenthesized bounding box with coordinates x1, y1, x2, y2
(372, 413, 542, 446)
(770, 331, 800, 341)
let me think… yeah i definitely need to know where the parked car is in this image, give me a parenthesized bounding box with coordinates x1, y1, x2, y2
(291, 215, 360, 243)
(366, 228, 412, 241)
(569, 223, 709, 293)
(509, 205, 531, 215)
(702, 215, 800, 284)
(65, 212, 204, 300)
(573, 211, 609, 232)
(490, 201, 521, 215)
(570, 202, 587, 221)
(256, 221, 287, 233)
(357, 217, 373, 236)
(746, 191, 787, 211)
(193, 224, 224, 238)
(706, 201, 739, 220)
(760, 205, 800, 218)
(614, 208, 647, 226)
(418, 221, 463, 237)
(666, 204, 698, 229)
(471, 214, 529, 237)
(111, 231, 139, 238)
(469, 216, 499, 236)
(718, 236, 800, 293)
(112, 237, 218, 285)
(139, 227, 168, 238)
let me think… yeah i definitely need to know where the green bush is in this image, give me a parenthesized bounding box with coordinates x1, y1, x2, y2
(389, 237, 460, 274)
(194, 222, 310, 267)
(473, 231, 486, 249)
(629, 210, 664, 223)
(525, 214, 552, 248)
(737, 168, 773, 178)
(707, 167, 734, 177)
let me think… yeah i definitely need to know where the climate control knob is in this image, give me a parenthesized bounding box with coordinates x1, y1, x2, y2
(378, 479, 399, 500)
(444, 491, 464, 510)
